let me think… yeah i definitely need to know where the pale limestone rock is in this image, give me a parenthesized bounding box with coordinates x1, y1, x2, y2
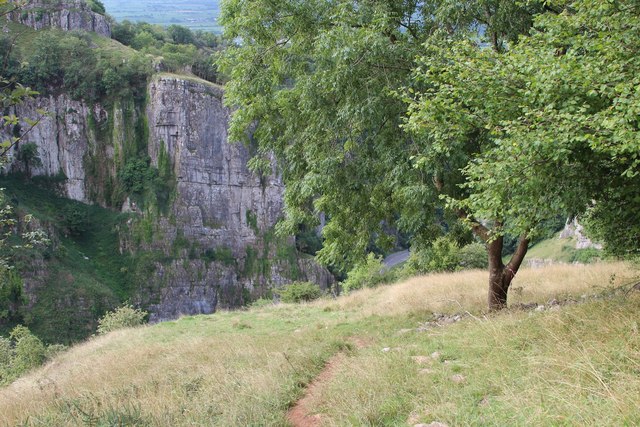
(8, 0, 111, 37)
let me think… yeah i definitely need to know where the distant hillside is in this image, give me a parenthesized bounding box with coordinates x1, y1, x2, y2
(101, 0, 221, 32)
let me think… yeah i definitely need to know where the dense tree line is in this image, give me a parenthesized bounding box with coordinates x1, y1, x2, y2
(112, 20, 225, 84)
(219, 0, 640, 309)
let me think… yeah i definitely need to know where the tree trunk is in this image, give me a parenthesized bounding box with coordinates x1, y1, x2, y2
(456, 211, 530, 311)
(487, 235, 529, 311)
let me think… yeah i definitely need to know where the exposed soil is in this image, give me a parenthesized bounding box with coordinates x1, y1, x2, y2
(287, 337, 367, 427)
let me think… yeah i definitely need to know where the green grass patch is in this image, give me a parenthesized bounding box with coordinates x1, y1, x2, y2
(524, 236, 603, 264)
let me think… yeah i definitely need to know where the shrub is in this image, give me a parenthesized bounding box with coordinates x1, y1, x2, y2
(458, 242, 488, 269)
(12, 330, 46, 373)
(341, 253, 394, 293)
(276, 282, 322, 303)
(97, 305, 147, 335)
(44, 344, 67, 360)
(403, 237, 461, 276)
(16, 142, 42, 175)
(87, 0, 106, 15)
(0, 326, 46, 384)
(571, 248, 602, 264)
(61, 205, 89, 235)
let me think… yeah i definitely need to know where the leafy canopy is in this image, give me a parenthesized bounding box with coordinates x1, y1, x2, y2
(219, 0, 543, 270)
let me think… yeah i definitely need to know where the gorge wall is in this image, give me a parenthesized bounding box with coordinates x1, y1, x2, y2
(3, 75, 332, 324)
(0, 0, 333, 337)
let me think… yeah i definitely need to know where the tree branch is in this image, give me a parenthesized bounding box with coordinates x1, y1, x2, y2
(504, 235, 529, 282)
(456, 208, 490, 242)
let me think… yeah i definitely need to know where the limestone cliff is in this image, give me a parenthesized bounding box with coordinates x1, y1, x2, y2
(141, 75, 305, 321)
(3, 74, 334, 323)
(2, 95, 98, 202)
(7, 0, 111, 37)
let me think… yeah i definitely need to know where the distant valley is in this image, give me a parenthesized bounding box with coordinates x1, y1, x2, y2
(101, 0, 221, 32)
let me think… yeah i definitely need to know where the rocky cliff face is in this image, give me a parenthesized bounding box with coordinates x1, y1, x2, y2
(7, 0, 111, 37)
(141, 75, 296, 320)
(2, 96, 108, 202)
(3, 74, 334, 323)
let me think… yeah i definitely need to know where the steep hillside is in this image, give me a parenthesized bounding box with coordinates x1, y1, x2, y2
(0, 263, 637, 425)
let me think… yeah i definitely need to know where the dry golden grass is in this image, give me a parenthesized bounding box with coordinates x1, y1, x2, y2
(0, 261, 637, 426)
(320, 261, 636, 317)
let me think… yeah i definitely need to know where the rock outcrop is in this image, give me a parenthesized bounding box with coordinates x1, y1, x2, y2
(7, 0, 111, 37)
(559, 218, 603, 250)
(3, 74, 334, 322)
(1, 95, 103, 202)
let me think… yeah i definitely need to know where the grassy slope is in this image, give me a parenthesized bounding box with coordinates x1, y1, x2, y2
(524, 236, 583, 263)
(0, 262, 638, 426)
(0, 176, 135, 343)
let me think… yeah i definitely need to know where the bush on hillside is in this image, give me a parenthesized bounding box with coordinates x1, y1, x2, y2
(402, 239, 488, 276)
(276, 282, 322, 303)
(0, 325, 56, 385)
(97, 305, 148, 335)
(249, 297, 275, 308)
(402, 237, 460, 276)
(459, 242, 488, 269)
(341, 253, 395, 293)
(11, 326, 46, 374)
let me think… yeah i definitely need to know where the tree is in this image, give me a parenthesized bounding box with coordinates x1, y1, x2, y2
(406, 0, 640, 307)
(167, 25, 195, 45)
(219, 0, 547, 310)
(16, 142, 42, 176)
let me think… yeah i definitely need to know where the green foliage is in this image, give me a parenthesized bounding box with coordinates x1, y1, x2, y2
(0, 269, 25, 325)
(405, 0, 640, 258)
(60, 205, 89, 236)
(14, 30, 152, 103)
(218, 0, 545, 272)
(11, 325, 45, 373)
(116, 153, 175, 212)
(402, 239, 488, 276)
(167, 25, 195, 45)
(402, 237, 460, 276)
(16, 142, 42, 175)
(96, 305, 148, 335)
(458, 243, 488, 270)
(110, 20, 224, 82)
(276, 281, 322, 303)
(0, 325, 50, 385)
(249, 297, 274, 308)
(583, 183, 640, 258)
(245, 210, 258, 234)
(86, 0, 106, 15)
(570, 248, 603, 265)
(119, 157, 155, 195)
(202, 247, 235, 266)
(0, 176, 142, 344)
(295, 226, 322, 256)
(341, 253, 394, 293)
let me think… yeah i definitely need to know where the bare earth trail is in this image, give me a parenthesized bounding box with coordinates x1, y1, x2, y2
(287, 338, 369, 427)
